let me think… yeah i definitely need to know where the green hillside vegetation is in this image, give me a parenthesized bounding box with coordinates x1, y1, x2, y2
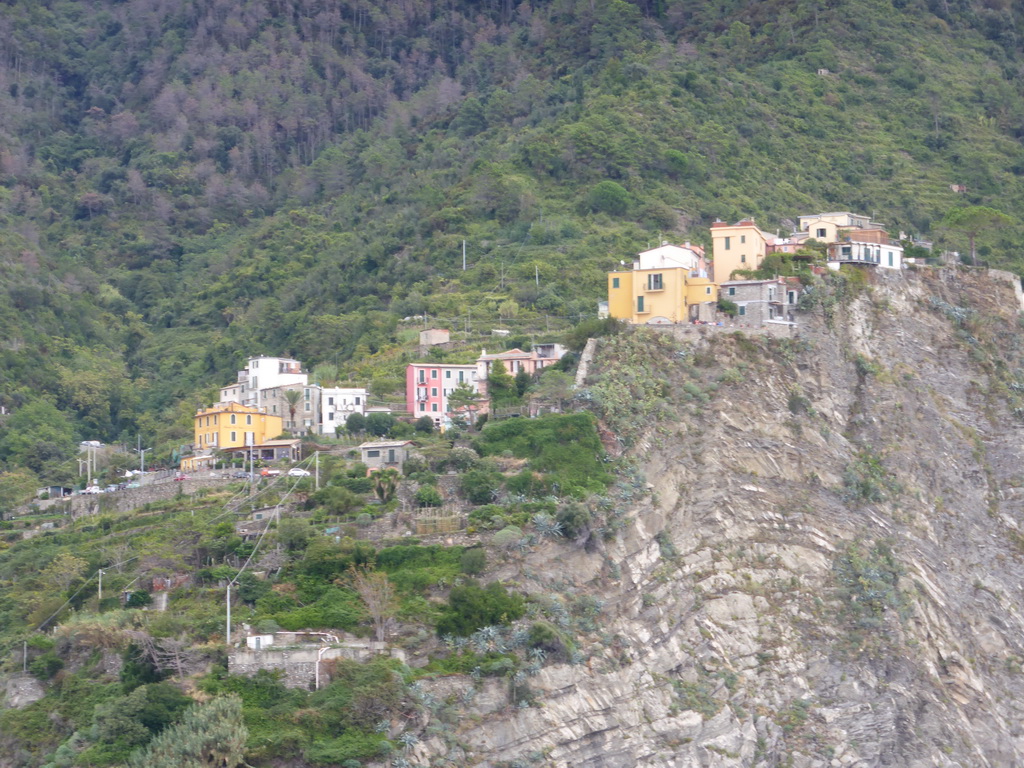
(2, 0, 1024, 482)
(0, 412, 627, 765)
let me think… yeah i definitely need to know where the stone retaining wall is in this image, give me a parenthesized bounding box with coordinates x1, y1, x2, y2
(228, 643, 405, 689)
(15, 475, 236, 519)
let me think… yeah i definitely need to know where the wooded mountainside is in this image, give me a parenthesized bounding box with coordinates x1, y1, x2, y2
(2, 0, 1024, 476)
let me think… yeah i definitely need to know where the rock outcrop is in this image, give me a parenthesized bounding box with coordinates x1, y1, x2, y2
(410, 267, 1024, 767)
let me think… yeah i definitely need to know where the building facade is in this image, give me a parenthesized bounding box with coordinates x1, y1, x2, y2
(321, 387, 369, 435)
(607, 267, 718, 324)
(709, 220, 769, 282)
(406, 363, 480, 425)
(220, 356, 308, 408)
(260, 383, 322, 435)
(359, 440, 413, 471)
(475, 344, 568, 395)
(192, 402, 283, 455)
(720, 278, 803, 326)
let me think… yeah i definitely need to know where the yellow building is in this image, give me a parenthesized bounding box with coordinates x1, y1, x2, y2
(192, 401, 283, 455)
(607, 268, 718, 324)
(709, 220, 769, 282)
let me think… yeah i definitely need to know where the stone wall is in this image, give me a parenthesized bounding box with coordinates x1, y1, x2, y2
(228, 642, 405, 689)
(650, 320, 799, 340)
(15, 475, 236, 519)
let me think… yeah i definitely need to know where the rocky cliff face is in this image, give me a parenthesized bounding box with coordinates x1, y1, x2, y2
(410, 266, 1024, 768)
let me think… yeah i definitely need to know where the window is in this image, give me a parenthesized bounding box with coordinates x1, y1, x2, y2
(304, 402, 311, 411)
(816, 228, 826, 238)
(724, 237, 731, 250)
(419, 403, 425, 412)
(612, 277, 620, 288)
(328, 412, 334, 421)
(446, 370, 451, 378)
(738, 306, 746, 316)
(728, 286, 736, 296)
(431, 388, 437, 396)
(458, 372, 464, 382)
(355, 397, 361, 405)
(841, 245, 852, 258)
(888, 252, 894, 266)
(246, 415, 252, 425)
(432, 403, 438, 412)
(741, 254, 746, 263)
(230, 431, 237, 441)
(328, 397, 334, 405)
(230, 414, 236, 425)
(418, 371, 425, 383)
(304, 388, 310, 399)
(272, 405, 277, 413)
(431, 370, 438, 379)
(637, 296, 645, 312)
(367, 450, 380, 458)
(647, 273, 663, 290)
(740, 235, 746, 244)
(213, 415, 218, 425)
(788, 291, 796, 304)
(706, 287, 712, 295)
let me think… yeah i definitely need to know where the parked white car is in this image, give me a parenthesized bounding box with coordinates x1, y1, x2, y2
(287, 467, 311, 477)
(80, 485, 102, 495)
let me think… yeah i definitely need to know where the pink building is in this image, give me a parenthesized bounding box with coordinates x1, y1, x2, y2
(406, 363, 480, 425)
(475, 343, 568, 397)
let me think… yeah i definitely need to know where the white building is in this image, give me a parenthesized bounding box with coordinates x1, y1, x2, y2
(321, 387, 369, 435)
(826, 240, 904, 270)
(633, 242, 705, 272)
(220, 356, 308, 409)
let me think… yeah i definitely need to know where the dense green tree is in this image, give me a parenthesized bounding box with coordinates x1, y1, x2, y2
(345, 412, 367, 435)
(487, 361, 519, 408)
(365, 413, 395, 437)
(940, 206, 1014, 265)
(585, 181, 630, 215)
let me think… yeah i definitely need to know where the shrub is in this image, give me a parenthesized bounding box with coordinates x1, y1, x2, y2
(435, 581, 525, 636)
(460, 468, 504, 504)
(126, 590, 153, 608)
(833, 538, 909, 630)
(415, 416, 434, 434)
(414, 485, 443, 508)
(310, 486, 364, 517)
(492, 525, 524, 549)
(460, 547, 487, 575)
(556, 502, 591, 539)
(474, 413, 612, 496)
(448, 447, 479, 471)
(29, 652, 64, 680)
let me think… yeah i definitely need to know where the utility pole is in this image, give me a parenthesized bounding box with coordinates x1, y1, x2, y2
(315, 451, 319, 490)
(462, 239, 466, 271)
(225, 583, 231, 645)
(535, 264, 539, 286)
(98, 569, 104, 603)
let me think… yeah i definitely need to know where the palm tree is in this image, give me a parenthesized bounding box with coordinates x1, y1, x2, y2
(373, 468, 400, 503)
(283, 389, 302, 431)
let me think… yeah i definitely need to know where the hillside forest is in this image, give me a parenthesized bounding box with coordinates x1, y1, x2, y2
(1, 0, 1024, 477)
